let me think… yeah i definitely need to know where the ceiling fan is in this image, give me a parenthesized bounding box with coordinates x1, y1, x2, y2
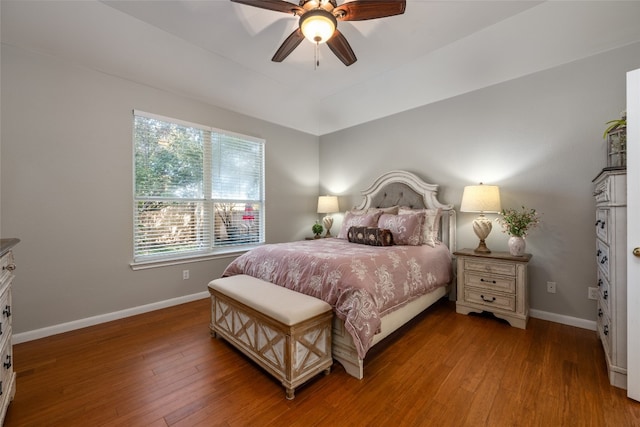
(231, 0, 406, 66)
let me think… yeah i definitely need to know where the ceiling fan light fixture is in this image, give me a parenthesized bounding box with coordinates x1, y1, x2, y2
(299, 9, 337, 44)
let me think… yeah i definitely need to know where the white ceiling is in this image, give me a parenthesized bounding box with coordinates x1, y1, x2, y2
(3, 1, 640, 135)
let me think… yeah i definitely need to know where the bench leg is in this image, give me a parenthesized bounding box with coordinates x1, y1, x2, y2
(285, 387, 295, 400)
(209, 326, 218, 339)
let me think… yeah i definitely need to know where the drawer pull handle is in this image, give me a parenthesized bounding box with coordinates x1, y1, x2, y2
(598, 309, 603, 317)
(2, 306, 11, 318)
(600, 256, 608, 264)
(2, 263, 15, 272)
(604, 325, 609, 336)
(597, 279, 602, 287)
(480, 278, 497, 284)
(600, 221, 605, 229)
(3, 355, 11, 370)
(604, 290, 608, 300)
(480, 295, 496, 303)
(595, 220, 601, 226)
(596, 249, 602, 256)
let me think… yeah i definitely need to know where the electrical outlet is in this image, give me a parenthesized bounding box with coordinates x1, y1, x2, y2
(547, 281, 557, 294)
(588, 287, 599, 300)
(182, 270, 190, 280)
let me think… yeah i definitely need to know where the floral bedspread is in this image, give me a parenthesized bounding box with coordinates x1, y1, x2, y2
(222, 238, 452, 359)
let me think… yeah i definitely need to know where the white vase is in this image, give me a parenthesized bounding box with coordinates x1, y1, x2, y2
(508, 236, 526, 256)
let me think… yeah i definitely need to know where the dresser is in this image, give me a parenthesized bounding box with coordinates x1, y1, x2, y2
(593, 168, 627, 389)
(454, 248, 532, 329)
(0, 239, 17, 425)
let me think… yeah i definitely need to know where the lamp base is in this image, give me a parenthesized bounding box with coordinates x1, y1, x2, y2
(474, 239, 491, 254)
(323, 216, 333, 238)
(472, 215, 493, 254)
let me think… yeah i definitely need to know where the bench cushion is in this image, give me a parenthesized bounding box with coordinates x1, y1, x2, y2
(208, 275, 331, 326)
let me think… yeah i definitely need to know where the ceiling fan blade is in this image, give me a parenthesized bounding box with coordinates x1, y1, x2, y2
(327, 30, 357, 66)
(272, 28, 305, 62)
(335, 0, 406, 21)
(231, 0, 303, 15)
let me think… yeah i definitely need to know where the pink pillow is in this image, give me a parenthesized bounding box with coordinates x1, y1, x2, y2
(377, 213, 423, 246)
(398, 207, 442, 247)
(337, 211, 382, 239)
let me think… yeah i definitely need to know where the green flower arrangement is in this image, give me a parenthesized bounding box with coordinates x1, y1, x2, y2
(497, 206, 541, 238)
(312, 222, 323, 237)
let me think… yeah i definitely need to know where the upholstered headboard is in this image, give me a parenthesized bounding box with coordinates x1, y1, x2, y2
(353, 170, 456, 252)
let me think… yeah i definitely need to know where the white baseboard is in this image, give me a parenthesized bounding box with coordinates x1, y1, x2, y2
(530, 308, 597, 331)
(13, 295, 596, 345)
(13, 291, 210, 344)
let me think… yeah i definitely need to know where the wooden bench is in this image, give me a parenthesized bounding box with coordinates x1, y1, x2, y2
(208, 275, 333, 399)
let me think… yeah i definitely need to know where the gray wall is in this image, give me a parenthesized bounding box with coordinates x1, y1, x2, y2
(1, 44, 319, 334)
(320, 41, 640, 322)
(3, 34, 639, 336)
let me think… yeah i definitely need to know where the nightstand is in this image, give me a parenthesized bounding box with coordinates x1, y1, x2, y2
(454, 248, 532, 329)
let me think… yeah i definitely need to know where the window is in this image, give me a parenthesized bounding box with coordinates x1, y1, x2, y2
(133, 110, 264, 263)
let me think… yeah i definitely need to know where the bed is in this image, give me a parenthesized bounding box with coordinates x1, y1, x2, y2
(222, 170, 456, 379)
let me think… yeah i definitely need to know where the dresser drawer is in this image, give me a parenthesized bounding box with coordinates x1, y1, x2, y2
(464, 288, 516, 312)
(0, 252, 15, 290)
(463, 259, 516, 277)
(597, 300, 612, 356)
(595, 208, 609, 244)
(598, 270, 610, 315)
(596, 240, 610, 280)
(464, 272, 515, 293)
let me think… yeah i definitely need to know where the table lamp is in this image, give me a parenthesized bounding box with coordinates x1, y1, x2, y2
(317, 195, 339, 238)
(460, 184, 501, 253)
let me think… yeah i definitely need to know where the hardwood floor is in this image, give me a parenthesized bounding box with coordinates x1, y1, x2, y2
(5, 298, 640, 426)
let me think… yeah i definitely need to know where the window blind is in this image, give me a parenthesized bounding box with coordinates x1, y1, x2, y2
(133, 111, 264, 261)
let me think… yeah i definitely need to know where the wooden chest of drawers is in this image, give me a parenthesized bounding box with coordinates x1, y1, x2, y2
(593, 168, 627, 389)
(0, 239, 18, 425)
(454, 248, 532, 329)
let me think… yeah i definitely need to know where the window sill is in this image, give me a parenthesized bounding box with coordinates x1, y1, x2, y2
(130, 245, 261, 271)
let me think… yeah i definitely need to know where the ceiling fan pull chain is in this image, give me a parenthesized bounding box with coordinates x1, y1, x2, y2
(315, 42, 320, 70)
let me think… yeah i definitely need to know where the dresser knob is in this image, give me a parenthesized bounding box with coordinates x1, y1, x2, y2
(2, 306, 11, 318)
(604, 325, 609, 336)
(634, 247, 640, 257)
(598, 309, 603, 317)
(604, 290, 608, 300)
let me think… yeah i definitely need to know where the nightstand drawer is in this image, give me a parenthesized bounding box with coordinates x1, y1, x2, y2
(464, 259, 516, 277)
(464, 289, 516, 312)
(464, 272, 515, 293)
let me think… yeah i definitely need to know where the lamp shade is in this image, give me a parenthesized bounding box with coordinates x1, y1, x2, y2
(317, 195, 339, 214)
(300, 9, 337, 44)
(460, 184, 501, 213)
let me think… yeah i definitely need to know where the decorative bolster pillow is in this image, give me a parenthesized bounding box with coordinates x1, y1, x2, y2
(347, 226, 394, 246)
